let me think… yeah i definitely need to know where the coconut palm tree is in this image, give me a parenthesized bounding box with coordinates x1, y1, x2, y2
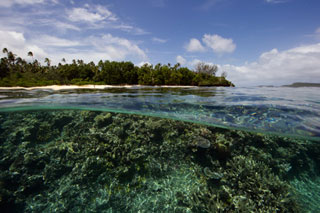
(2, 48, 8, 54)
(45, 57, 51, 67)
(7, 51, 16, 65)
(27, 51, 33, 61)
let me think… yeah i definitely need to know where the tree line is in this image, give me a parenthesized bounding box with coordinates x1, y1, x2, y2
(0, 48, 234, 87)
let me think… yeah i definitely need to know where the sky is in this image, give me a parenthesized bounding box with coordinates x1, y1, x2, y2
(0, 0, 320, 86)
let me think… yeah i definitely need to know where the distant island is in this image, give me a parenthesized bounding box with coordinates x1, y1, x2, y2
(282, 82, 320, 87)
(0, 48, 234, 87)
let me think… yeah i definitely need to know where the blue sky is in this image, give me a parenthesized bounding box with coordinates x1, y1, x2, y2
(0, 0, 319, 86)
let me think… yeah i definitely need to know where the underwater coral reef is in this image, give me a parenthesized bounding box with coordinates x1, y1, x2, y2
(0, 110, 319, 212)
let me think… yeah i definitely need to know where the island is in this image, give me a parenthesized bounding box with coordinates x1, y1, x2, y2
(0, 48, 234, 87)
(283, 82, 320, 87)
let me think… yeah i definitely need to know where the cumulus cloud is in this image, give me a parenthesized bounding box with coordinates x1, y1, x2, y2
(176, 57, 215, 69)
(220, 43, 320, 86)
(0, 30, 47, 60)
(0, 30, 147, 65)
(185, 34, 236, 54)
(189, 59, 202, 67)
(185, 38, 205, 52)
(95, 34, 147, 60)
(202, 34, 236, 54)
(176, 55, 187, 65)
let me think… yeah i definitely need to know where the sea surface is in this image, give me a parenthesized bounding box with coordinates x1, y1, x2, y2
(0, 86, 319, 212)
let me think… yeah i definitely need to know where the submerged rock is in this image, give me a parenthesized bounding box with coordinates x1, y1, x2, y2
(195, 136, 211, 148)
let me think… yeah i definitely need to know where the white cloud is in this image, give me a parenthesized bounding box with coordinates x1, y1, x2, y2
(185, 38, 205, 52)
(176, 55, 187, 65)
(33, 35, 81, 47)
(131, 27, 149, 35)
(0, 0, 45, 7)
(67, 6, 117, 23)
(0, 30, 25, 48)
(189, 59, 216, 68)
(0, 30, 147, 65)
(190, 59, 202, 67)
(202, 34, 236, 54)
(65, 5, 147, 34)
(0, 30, 47, 61)
(112, 24, 149, 35)
(54, 22, 81, 32)
(96, 5, 117, 21)
(152, 37, 167, 43)
(180, 58, 215, 69)
(220, 43, 320, 86)
(137, 61, 152, 67)
(96, 34, 147, 60)
(185, 34, 236, 54)
(67, 8, 104, 22)
(0, 1, 146, 36)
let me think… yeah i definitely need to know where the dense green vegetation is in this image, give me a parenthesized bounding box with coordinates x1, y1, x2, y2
(0, 48, 234, 87)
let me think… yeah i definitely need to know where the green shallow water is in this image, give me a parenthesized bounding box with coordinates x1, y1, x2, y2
(1, 87, 320, 141)
(0, 105, 319, 142)
(0, 109, 320, 212)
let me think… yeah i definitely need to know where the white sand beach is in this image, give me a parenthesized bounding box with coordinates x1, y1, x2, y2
(0, 85, 197, 91)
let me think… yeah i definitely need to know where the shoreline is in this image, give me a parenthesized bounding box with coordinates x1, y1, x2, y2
(0, 85, 198, 91)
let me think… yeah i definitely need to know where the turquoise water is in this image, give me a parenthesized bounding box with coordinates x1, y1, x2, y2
(0, 86, 320, 212)
(1, 86, 320, 140)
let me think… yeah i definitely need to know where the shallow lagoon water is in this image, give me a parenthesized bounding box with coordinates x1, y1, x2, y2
(0, 86, 320, 212)
(1, 86, 320, 140)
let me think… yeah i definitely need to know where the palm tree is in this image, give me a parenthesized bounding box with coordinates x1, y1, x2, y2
(2, 48, 8, 54)
(44, 57, 51, 67)
(77, 59, 84, 65)
(27, 51, 34, 62)
(61, 58, 66, 63)
(7, 51, 16, 65)
(174, 63, 181, 70)
(15, 57, 26, 73)
(33, 59, 39, 68)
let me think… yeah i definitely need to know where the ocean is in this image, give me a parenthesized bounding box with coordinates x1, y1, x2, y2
(0, 86, 319, 212)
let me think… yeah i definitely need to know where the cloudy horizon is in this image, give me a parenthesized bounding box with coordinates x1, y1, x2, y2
(0, 0, 319, 86)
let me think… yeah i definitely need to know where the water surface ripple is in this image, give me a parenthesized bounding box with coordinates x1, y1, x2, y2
(0, 86, 319, 140)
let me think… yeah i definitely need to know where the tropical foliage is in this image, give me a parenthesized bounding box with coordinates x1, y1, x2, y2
(0, 49, 234, 87)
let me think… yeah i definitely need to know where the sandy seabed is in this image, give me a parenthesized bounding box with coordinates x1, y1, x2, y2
(0, 85, 197, 91)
